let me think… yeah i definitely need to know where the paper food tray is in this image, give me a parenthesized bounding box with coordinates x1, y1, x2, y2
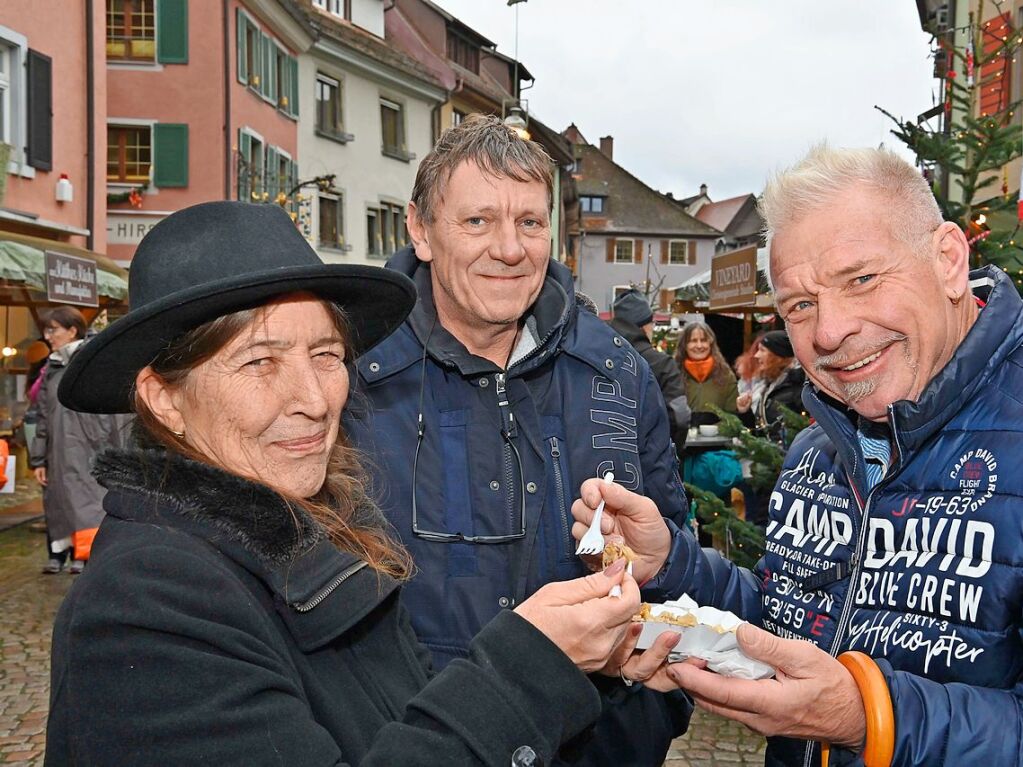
(634, 594, 775, 680)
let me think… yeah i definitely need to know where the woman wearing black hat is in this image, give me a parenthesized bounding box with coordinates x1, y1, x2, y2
(736, 329, 805, 439)
(45, 202, 665, 766)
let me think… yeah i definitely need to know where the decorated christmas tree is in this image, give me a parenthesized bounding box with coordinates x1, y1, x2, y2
(878, 0, 1023, 284)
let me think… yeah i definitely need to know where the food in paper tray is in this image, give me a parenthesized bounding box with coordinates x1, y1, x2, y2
(633, 594, 775, 680)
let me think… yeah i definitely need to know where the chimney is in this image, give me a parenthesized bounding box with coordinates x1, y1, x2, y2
(699, 183, 708, 197)
(599, 135, 614, 160)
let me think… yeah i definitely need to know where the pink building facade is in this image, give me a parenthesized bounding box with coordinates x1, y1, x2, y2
(0, 1, 126, 419)
(105, 0, 312, 264)
(0, 1, 106, 249)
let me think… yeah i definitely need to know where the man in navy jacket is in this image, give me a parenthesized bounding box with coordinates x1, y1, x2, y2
(573, 145, 1023, 766)
(345, 115, 693, 765)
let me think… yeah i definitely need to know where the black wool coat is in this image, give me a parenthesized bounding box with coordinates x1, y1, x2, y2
(45, 449, 600, 766)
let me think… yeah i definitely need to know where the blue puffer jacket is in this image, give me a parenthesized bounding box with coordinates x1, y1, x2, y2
(346, 247, 692, 766)
(652, 266, 1023, 766)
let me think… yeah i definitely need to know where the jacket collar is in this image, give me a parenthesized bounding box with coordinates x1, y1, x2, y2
(94, 448, 401, 651)
(362, 245, 576, 379)
(49, 338, 85, 366)
(804, 266, 1023, 466)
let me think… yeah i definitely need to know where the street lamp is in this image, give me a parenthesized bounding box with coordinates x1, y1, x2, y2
(503, 0, 530, 139)
(504, 105, 530, 140)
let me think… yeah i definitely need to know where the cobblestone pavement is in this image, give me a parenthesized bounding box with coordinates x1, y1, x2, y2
(0, 516, 766, 766)
(0, 523, 71, 766)
(0, 485, 46, 532)
(667, 708, 767, 765)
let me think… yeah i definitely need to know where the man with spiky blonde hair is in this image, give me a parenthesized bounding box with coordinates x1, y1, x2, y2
(572, 144, 1023, 766)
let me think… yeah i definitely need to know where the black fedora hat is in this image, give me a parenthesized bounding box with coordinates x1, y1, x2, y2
(59, 201, 416, 413)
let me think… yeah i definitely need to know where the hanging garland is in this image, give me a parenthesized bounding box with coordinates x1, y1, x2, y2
(107, 183, 148, 208)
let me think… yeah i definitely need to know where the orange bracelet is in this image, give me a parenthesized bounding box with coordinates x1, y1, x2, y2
(820, 651, 894, 767)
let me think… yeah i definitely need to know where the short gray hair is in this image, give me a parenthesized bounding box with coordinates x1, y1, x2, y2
(411, 113, 554, 224)
(759, 144, 944, 255)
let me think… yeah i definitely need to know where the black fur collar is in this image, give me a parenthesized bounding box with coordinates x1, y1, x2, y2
(93, 447, 326, 566)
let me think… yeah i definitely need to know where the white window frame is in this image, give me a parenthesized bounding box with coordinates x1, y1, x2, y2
(106, 117, 156, 187)
(273, 145, 292, 201)
(105, 0, 159, 66)
(0, 25, 29, 177)
(366, 206, 382, 258)
(668, 239, 694, 266)
(614, 239, 635, 264)
(379, 96, 407, 159)
(318, 192, 344, 249)
(270, 40, 287, 106)
(0, 46, 11, 148)
(315, 72, 343, 136)
(238, 125, 266, 202)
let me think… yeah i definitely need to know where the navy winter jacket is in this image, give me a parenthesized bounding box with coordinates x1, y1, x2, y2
(652, 266, 1023, 766)
(346, 247, 692, 765)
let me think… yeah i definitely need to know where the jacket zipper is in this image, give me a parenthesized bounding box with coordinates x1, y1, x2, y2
(292, 560, 368, 613)
(801, 404, 903, 767)
(495, 373, 518, 530)
(549, 436, 572, 555)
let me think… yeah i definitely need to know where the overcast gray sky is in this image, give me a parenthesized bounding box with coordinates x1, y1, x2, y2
(432, 1, 937, 201)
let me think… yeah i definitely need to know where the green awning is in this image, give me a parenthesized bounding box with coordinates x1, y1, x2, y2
(0, 237, 128, 301)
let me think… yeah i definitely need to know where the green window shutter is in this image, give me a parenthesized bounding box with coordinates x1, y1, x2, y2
(288, 160, 299, 214)
(266, 146, 278, 200)
(278, 54, 290, 112)
(269, 46, 278, 105)
(261, 35, 271, 99)
(238, 130, 251, 200)
(153, 123, 189, 188)
(253, 29, 263, 91)
(26, 50, 52, 171)
(236, 10, 247, 84)
(157, 0, 188, 64)
(289, 56, 299, 116)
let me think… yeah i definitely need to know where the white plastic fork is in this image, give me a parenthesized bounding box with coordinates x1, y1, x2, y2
(575, 471, 615, 556)
(609, 561, 632, 599)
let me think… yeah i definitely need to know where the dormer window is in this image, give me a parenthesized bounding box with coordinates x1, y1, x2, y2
(312, 0, 351, 20)
(446, 29, 479, 73)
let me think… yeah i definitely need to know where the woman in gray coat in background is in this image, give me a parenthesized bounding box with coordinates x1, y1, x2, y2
(29, 307, 128, 574)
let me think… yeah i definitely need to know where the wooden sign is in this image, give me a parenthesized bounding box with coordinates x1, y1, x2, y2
(45, 251, 98, 307)
(709, 246, 757, 310)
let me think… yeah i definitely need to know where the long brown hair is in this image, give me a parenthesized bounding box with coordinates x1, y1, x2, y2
(132, 300, 412, 580)
(676, 321, 732, 385)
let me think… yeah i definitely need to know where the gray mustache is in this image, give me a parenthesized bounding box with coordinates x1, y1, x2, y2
(813, 333, 908, 371)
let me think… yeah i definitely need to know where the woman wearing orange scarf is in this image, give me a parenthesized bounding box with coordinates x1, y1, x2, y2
(674, 321, 738, 422)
